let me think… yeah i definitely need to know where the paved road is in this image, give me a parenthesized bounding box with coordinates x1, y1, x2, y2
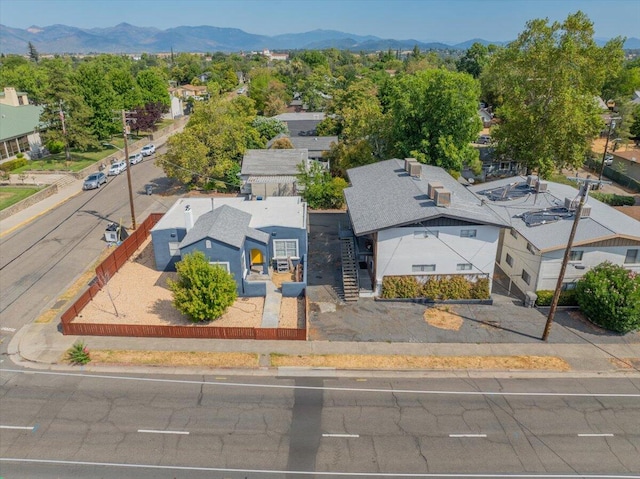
(0, 150, 178, 334)
(1, 370, 639, 478)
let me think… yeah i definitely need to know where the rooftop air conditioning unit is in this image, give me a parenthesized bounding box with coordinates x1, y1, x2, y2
(526, 175, 537, 186)
(427, 181, 444, 199)
(537, 181, 548, 192)
(408, 162, 422, 177)
(564, 197, 579, 210)
(434, 188, 451, 207)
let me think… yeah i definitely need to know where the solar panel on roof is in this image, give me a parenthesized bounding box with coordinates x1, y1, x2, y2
(520, 207, 573, 227)
(477, 181, 537, 201)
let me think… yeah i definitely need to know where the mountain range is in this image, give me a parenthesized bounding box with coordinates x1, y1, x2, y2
(1, 23, 638, 55)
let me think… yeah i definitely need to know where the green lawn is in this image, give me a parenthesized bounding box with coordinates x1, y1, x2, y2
(0, 186, 43, 210)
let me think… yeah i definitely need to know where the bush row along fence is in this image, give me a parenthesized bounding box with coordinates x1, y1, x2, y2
(61, 212, 307, 341)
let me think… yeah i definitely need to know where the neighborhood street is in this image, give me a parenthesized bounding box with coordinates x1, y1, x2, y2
(1, 369, 639, 478)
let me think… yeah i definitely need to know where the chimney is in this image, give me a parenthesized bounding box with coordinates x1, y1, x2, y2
(184, 204, 194, 231)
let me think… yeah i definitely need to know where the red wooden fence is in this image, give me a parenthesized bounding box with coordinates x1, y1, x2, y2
(60, 213, 307, 341)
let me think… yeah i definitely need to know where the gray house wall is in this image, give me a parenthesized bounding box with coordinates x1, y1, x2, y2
(180, 238, 245, 295)
(261, 225, 308, 265)
(151, 227, 188, 271)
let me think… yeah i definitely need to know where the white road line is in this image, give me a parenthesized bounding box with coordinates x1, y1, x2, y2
(578, 433, 615, 437)
(2, 457, 639, 477)
(322, 433, 360, 438)
(137, 429, 189, 435)
(449, 434, 487, 438)
(0, 426, 34, 431)
(3, 368, 640, 398)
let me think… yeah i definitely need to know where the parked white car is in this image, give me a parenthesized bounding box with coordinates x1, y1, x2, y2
(108, 161, 127, 176)
(140, 144, 156, 156)
(128, 152, 143, 165)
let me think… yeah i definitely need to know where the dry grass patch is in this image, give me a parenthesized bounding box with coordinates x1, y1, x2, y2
(271, 270, 295, 289)
(424, 307, 463, 331)
(89, 350, 258, 368)
(271, 354, 571, 371)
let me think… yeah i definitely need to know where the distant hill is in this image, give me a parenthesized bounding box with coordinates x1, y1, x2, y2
(0, 23, 637, 54)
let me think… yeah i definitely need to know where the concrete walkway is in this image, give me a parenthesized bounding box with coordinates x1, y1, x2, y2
(260, 280, 282, 328)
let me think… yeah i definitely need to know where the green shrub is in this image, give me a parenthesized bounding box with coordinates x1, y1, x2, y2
(46, 139, 65, 154)
(66, 341, 91, 365)
(590, 192, 635, 206)
(383, 275, 489, 300)
(470, 277, 490, 299)
(168, 251, 238, 322)
(16, 152, 24, 159)
(575, 262, 640, 333)
(1, 158, 28, 171)
(535, 289, 578, 306)
(381, 276, 419, 298)
(440, 275, 471, 300)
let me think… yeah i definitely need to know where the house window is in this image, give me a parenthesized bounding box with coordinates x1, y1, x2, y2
(205, 240, 212, 249)
(625, 249, 638, 264)
(460, 229, 477, 238)
(456, 263, 472, 271)
(209, 261, 230, 273)
(522, 269, 531, 285)
(505, 253, 514, 267)
(168, 242, 180, 256)
(569, 250, 583, 262)
(561, 282, 577, 291)
(412, 264, 436, 272)
(510, 228, 518, 239)
(274, 239, 298, 258)
(500, 161, 510, 170)
(526, 242, 536, 254)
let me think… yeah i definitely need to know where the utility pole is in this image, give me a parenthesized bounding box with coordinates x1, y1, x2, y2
(541, 176, 609, 341)
(121, 109, 137, 230)
(59, 100, 70, 161)
(598, 116, 621, 181)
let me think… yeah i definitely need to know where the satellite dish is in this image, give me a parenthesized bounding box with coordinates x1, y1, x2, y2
(468, 178, 475, 184)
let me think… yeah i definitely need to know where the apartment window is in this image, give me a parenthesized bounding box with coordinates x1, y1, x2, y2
(526, 242, 536, 254)
(522, 269, 531, 285)
(413, 230, 438, 238)
(505, 253, 514, 267)
(168, 242, 180, 256)
(500, 161, 511, 170)
(625, 249, 638, 264)
(456, 263, 472, 271)
(561, 282, 577, 291)
(274, 239, 298, 258)
(569, 250, 583, 262)
(412, 264, 436, 273)
(460, 229, 477, 238)
(510, 228, 518, 239)
(205, 240, 212, 249)
(209, 261, 230, 273)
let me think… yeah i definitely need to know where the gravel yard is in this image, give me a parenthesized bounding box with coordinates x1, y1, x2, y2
(76, 239, 304, 328)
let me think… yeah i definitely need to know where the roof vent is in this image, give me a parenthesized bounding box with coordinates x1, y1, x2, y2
(404, 157, 418, 171)
(580, 204, 592, 217)
(427, 181, 444, 199)
(564, 197, 579, 210)
(536, 181, 548, 192)
(408, 162, 421, 177)
(526, 175, 537, 187)
(434, 188, 451, 207)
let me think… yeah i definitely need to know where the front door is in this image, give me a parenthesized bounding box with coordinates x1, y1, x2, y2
(251, 249, 264, 265)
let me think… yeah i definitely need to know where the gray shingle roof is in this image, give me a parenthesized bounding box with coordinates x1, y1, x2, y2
(179, 204, 269, 249)
(468, 176, 640, 251)
(241, 149, 308, 176)
(289, 136, 338, 152)
(344, 159, 509, 236)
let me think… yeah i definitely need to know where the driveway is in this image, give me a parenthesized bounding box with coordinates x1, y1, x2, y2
(305, 212, 640, 345)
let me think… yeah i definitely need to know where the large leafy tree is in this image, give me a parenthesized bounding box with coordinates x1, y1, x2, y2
(482, 11, 624, 177)
(297, 161, 347, 210)
(0, 58, 48, 103)
(252, 116, 288, 142)
(137, 68, 170, 109)
(456, 42, 490, 79)
(385, 68, 482, 173)
(75, 60, 120, 140)
(169, 251, 238, 322)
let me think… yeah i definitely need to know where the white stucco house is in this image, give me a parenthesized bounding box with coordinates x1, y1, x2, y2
(469, 176, 640, 297)
(343, 158, 510, 297)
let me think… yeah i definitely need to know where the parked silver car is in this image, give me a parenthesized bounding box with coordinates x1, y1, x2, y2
(128, 152, 143, 165)
(108, 161, 127, 176)
(83, 172, 107, 190)
(140, 144, 156, 156)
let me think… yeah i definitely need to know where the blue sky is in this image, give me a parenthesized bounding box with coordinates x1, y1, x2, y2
(1, 0, 638, 43)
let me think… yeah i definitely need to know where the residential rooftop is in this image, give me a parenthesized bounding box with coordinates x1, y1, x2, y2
(272, 112, 325, 122)
(241, 149, 308, 176)
(0, 103, 43, 141)
(469, 175, 640, 251)
(344, 159, 509, 236)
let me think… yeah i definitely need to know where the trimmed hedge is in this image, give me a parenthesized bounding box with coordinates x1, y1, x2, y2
(535, 289, 578, 306)
(1, 158, 28, 171)
(381, 275, 490, 300)
(590, 192, 635, 207)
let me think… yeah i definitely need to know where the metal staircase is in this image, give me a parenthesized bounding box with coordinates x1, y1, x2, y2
(340, 237, 359, 302)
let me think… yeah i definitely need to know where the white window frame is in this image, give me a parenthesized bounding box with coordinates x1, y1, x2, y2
(456, 263, 472, 271)
(412, 264, 436, 273)
(522, 269, 531, 285)
(510, 228, 518, 239)
(460, 229, 477, 238)
(168, 242, 180, 256)
(624, 249, 638, 264)
(205, 240, 212, 249)
(505, 253, 514, 267)
(273, 239, 299, 259)
(569, 250, 583, 262)
(526, 242, 536, 254)
(209, 261, 230, 273)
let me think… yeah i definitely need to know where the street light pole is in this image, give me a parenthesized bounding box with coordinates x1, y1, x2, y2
(121, 109, 137, 230)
